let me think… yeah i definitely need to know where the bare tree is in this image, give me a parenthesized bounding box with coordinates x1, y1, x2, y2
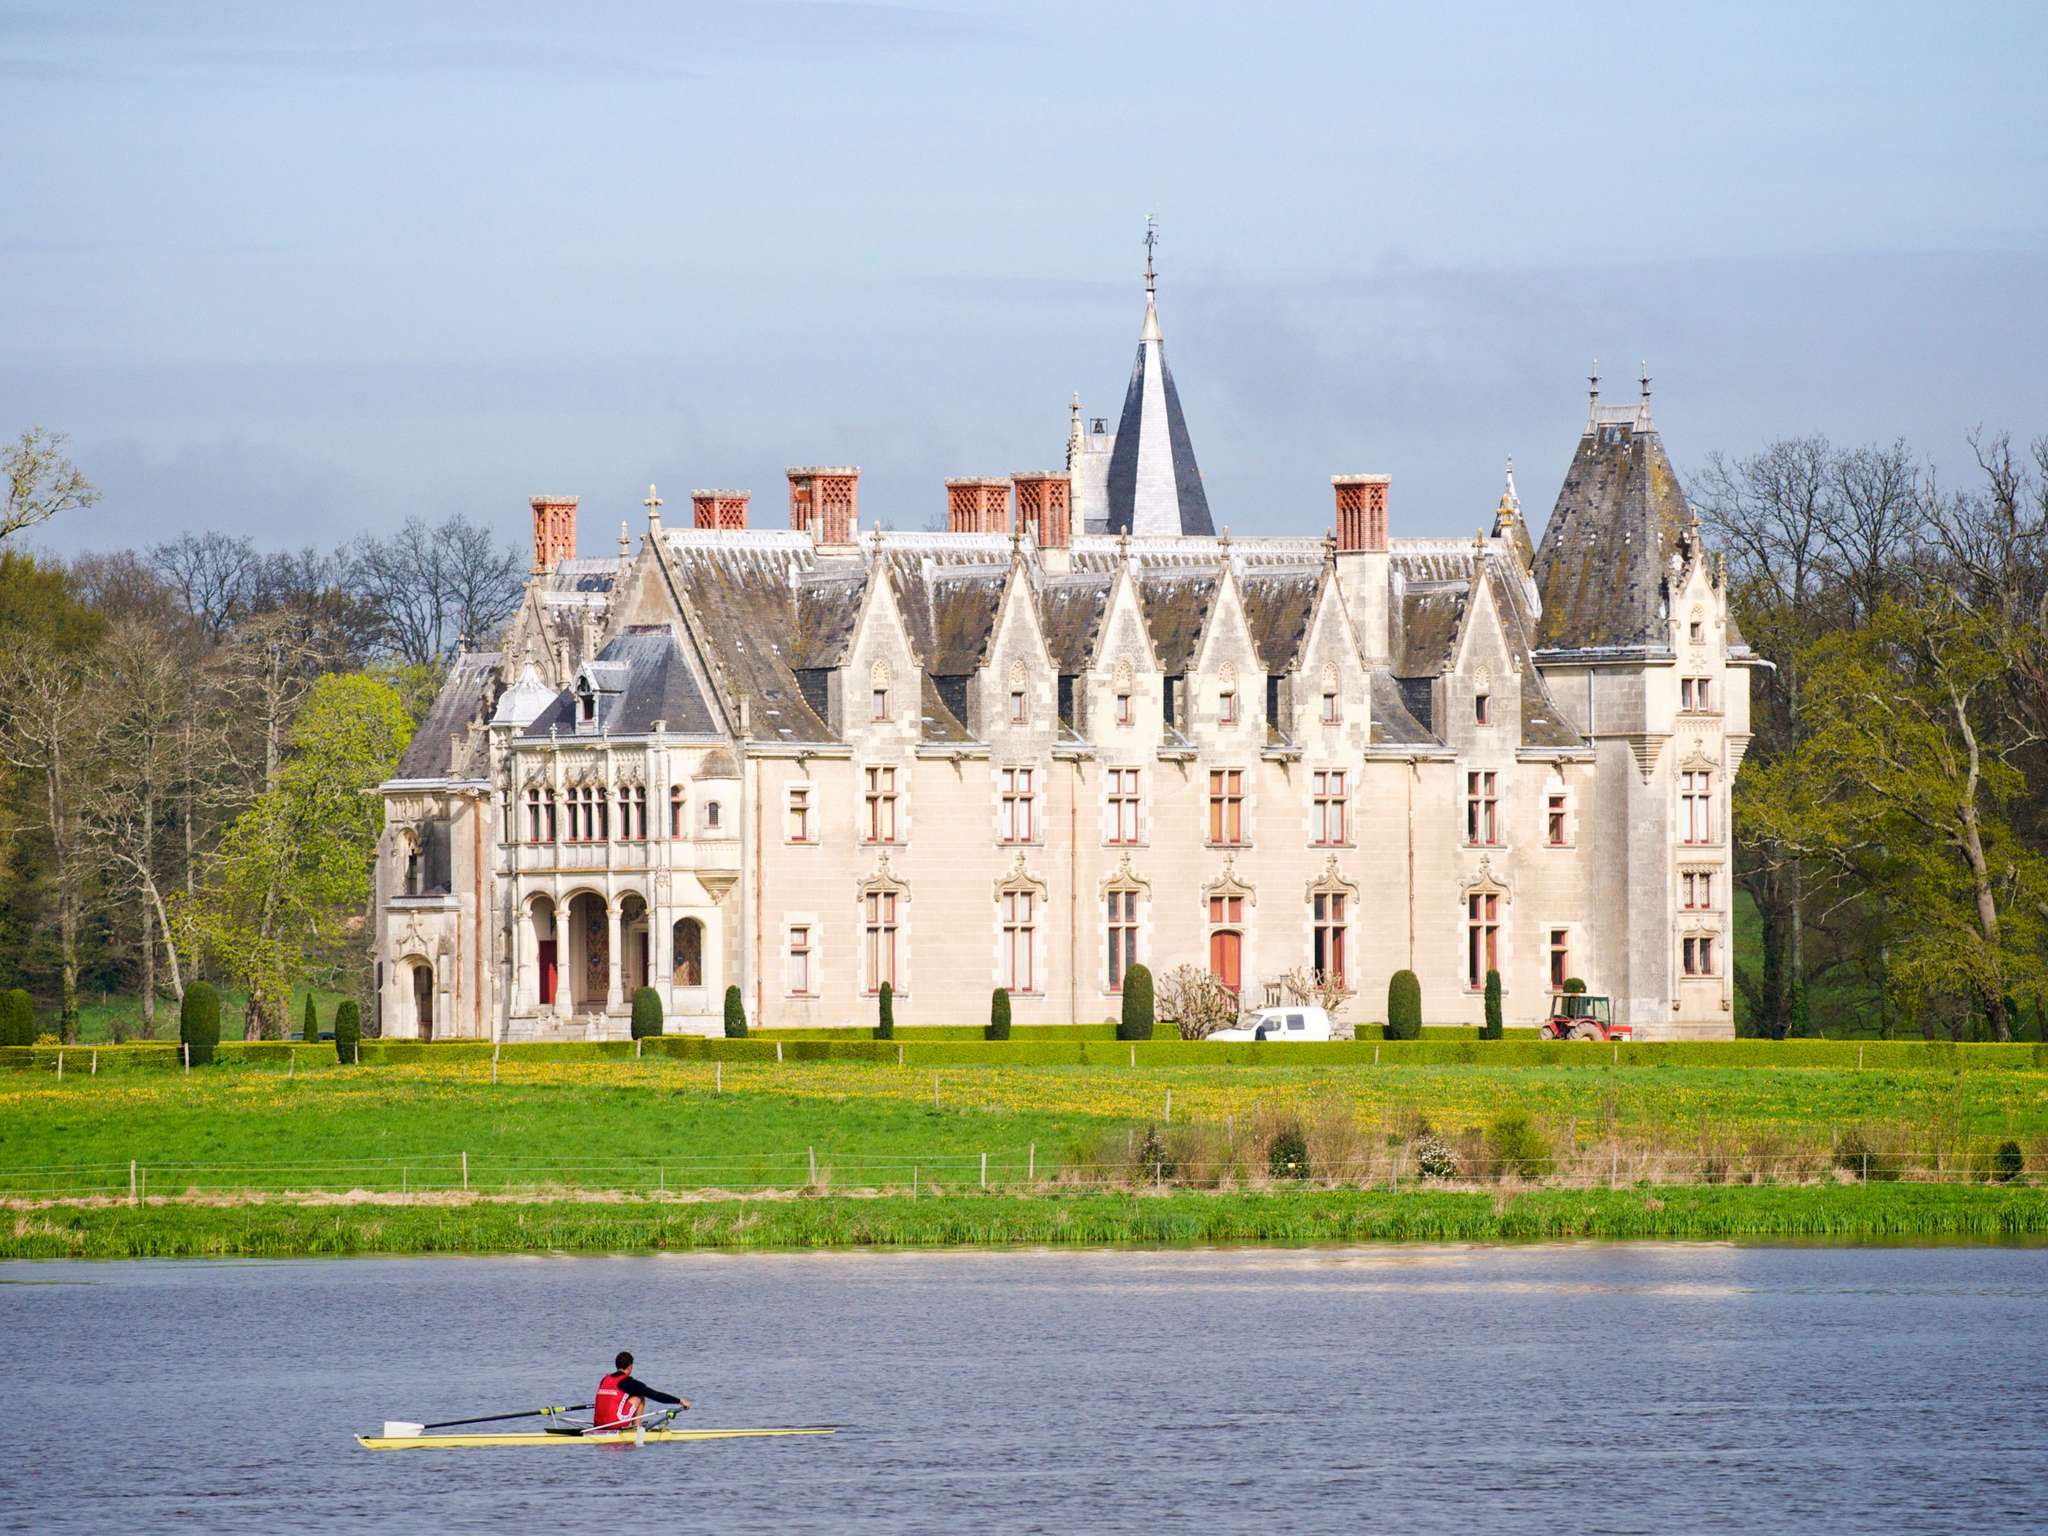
(1156, 964, 1240, 1040)
(150, 531, 259, 639)
(3, 427, 99, 545)
(349, 514, 524, 664)
(1276, 964, 1350, 1026)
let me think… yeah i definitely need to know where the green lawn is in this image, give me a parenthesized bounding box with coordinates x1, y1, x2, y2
(35, 986, 353, 1044)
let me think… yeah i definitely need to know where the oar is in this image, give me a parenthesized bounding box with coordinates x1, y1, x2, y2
(381, 1404, 592, 1437)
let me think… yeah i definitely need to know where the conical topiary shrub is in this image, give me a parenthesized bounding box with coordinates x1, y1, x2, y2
(303, 993, 320, 1043)
(631, 986, 663, 1040)
(987, 987, 1011, 1041)
(179, 982, 221, 1066)
(874, 980, 895, 1040)
(1481, 968, 1503, 1040)
(723, 985, 747, 1039)
(333, 999, 361, 1064)
(1384, 970, 1421, 1041)
(1118, 963, 1154, 1041)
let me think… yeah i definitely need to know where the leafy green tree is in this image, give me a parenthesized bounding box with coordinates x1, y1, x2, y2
(722, 985, 747, 1039)
(1481, 968, 1503, 1039)
(1385, 970, 1422, 1040)
(333, 999, 360, 1064)
(986, 987, 1010, 1041)
(1743, 595, 2048, 1040)
(1118, 963, 1154, 1041)
(177, 673, 412, 1039)
(179, 981, 221, 1066)
(874, 980, 894, 1040)
(630, 987, 662, 1040)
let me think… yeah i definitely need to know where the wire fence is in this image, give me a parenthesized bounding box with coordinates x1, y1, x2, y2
(0, 1147, 2037, 1204)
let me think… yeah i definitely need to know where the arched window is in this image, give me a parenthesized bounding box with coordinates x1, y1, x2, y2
(672, 918, 704, 987)
(670, 785, 685, 839)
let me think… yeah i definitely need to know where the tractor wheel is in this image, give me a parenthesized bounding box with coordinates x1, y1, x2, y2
(1575, 1025, 1602, 1042)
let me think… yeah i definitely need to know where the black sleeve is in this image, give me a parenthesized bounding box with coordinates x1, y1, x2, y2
(618, 1374, 680, 1406)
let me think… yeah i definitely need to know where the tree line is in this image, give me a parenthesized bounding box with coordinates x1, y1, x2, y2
(1697, 431, 2048, 1040)
(0, 427, 525, 1040)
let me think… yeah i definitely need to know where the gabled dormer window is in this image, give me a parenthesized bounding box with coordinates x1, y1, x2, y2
(576, 680, 595, 723)
(1475, 692, 1490, 725)
(1219, 690, 1237, 726)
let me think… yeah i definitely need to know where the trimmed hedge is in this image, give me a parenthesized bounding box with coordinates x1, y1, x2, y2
(179, 983, 221, 1066)
(987, 988, 1010, 1041)
(630, 988, 663, 1041)
(333, 1000, 361, 1064)
(0, 989, 33, 1048)
(1119, 964, 1154, 1041)
(723, 985, 748, 1039)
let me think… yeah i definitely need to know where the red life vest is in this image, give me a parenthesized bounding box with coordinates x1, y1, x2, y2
(594, 1371, 635, 1429)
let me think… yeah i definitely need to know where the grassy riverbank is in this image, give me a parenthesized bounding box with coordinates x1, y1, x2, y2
(7, 1184, 2046, 1259)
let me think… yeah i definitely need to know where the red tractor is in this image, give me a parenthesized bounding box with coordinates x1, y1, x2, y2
(1538, 993, 1633, 1042)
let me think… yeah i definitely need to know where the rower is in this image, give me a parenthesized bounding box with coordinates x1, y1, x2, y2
(593, 1351, 689, 1431)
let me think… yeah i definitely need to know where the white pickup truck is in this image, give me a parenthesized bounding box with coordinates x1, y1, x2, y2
(1205, 1006, 1336, 1042)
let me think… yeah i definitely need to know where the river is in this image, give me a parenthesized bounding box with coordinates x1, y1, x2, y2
(2, 1245, 2043, 1533)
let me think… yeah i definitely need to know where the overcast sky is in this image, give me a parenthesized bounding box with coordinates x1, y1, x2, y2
(5, 0, 2046, 557)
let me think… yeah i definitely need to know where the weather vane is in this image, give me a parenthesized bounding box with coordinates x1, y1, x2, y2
(1144, 214, 1158, 291)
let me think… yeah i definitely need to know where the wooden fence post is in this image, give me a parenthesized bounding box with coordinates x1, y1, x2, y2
(56, 1050, 63, 1080)
(461, 1151, 469, 1192)
(808, 1145, 817, 1185)
(980, 1151, 987, 1189)
(776, 1041, 784, 1063)
(1028, 1142, 1035, 1182)
(183, 1042, 191, 1073)
(91, 1050, 97, 1075)
(129, 1159, 137, 1206)
(715, 1061, 722, 1095)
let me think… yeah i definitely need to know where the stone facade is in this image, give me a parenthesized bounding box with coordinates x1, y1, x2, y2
(371, 308, 1757, 1042)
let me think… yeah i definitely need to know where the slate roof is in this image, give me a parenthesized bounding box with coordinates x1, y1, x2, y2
(1239, 570, 1321, 673)
(1135, 568, 1220, 675)
(1104, 284, 1215, 538)
(1036, 574, 1114, 674)
(520, 630, 718, 739)
(1530, 416, 1691, 652)
(394, 651, 501, 780)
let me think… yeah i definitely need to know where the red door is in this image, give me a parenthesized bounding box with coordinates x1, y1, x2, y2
(537, 941, 558, 1006)
(1209, 930, 1242, 994)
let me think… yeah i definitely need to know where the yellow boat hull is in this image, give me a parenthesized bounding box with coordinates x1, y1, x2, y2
(357, 1426, 835, 1451)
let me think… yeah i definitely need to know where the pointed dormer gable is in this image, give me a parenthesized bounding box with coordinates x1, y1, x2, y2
(1531, 365, 1696, 655)
(1291, 565, 1371, 741)
(841, 556, 921, 746)
(979, 554, 1059, 740)
(1188, 561, 1263, 744)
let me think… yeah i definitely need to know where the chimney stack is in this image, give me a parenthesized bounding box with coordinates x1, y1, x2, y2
(787, 467, 859, 545)
(945, 477, 1010, 534)
(691, 489, 750, 530)
(1332, 474, 1390, 553)
(530, 495, 579, 575)
(1013, 472, 1072, 549)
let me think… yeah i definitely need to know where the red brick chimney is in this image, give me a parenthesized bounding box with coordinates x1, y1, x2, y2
(1332, 475, 1390, 553)
(788, 467, 858, 545)
(691, 489, 750, 530)
(945, 477, 1010, 534)
(530, 495, 578, 574)
(1013, 472, 1072, 549)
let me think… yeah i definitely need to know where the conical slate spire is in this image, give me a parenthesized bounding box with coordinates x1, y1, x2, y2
(1105, 228, 1213, 538)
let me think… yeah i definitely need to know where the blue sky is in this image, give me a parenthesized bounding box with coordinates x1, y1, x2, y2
(4, 0, 2045, 554)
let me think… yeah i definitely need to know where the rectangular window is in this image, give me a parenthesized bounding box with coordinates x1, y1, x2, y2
(1312, 770, 1347, 846)
(1219, 690, 1237, 726)
(1548, 927, 1570, 992)
(1465, 771, 1500, 846)
(595, 791, 609, 842)
(1107, 767, 1141, 845)
(788, 926, 813, 995)
(1313, 891, 1347, 986)
(1681, 771, 1713, 845)
(1681, 677, 1714, 713)
(525, 791, 543, 843)
(864, 766, 897, 843)
(1683, 935, 1717, 977)
(1208, 769, 1244, 845)
(669, 788, 684, 840)
(999, 767, 1035, 843)
(864, 890, 898, 992)
(872, 688, 890, 721)
(787, 785, 813, 843)
(1689, 618, 1704, 643)
(1475, 692, 1490, 725)
(1321, 690, 1338, 724)
(1116, 691, 1132, 727)
(1010, 690, 1026, 724)
(1466, 891, 1500, 989)
(1682, 871, 1715, 910)
(1106, 888, 1138, 990)
(1546, 792, 1568, 847)
(564, 792, 581, 843)
(544, 793, 556, 843)
(1002, 888, 1035, 992)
